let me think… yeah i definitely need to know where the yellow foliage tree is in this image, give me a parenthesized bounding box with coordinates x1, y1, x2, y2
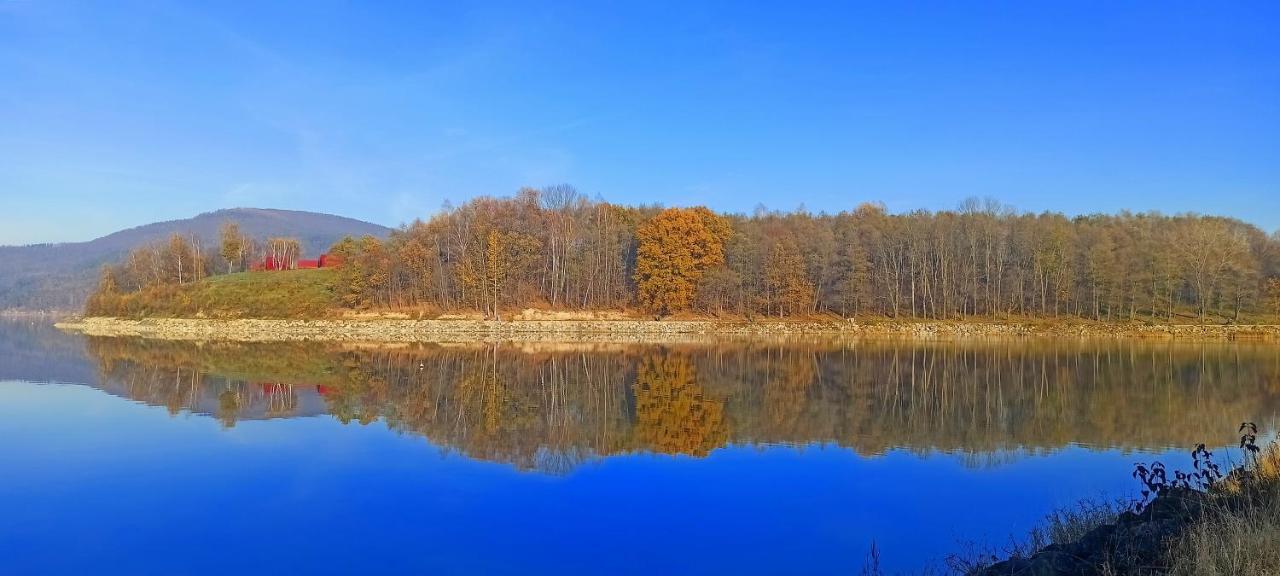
(634, 207, 732, 314)
(360, 236, 391, 306)
(1267, 278, 1280, 318)
(329, 235, 389, 308)
(85, 265, 122, 316)
(766, 240, 814, 316)
(219, 222, 245, 273)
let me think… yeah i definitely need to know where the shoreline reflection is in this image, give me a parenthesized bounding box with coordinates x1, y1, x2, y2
(83, 337, 1280, 472)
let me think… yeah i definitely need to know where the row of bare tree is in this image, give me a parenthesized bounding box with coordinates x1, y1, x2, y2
(326, 187, 1280, 322)
(329, 187, 649, 313)
(93, 225, 305, 296)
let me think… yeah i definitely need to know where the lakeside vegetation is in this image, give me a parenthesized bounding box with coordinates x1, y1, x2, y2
(1170, 442, 1280, 575)
(951, 438, 1280, 576)
(86, 188, 1280, 324)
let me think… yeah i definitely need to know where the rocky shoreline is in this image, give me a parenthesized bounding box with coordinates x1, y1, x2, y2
(976, 488, 1208, 576)
(54, 316, 1280, 343)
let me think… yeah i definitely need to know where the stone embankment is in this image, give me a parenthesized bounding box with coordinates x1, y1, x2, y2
(54, 316, 1280, 343)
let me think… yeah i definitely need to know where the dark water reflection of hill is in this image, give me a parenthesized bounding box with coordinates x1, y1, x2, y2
(0, 319, 95, 385)
(73, 333, 1280, 472)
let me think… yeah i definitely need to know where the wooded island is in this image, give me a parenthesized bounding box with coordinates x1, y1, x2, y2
(85, 187, 1280, 324)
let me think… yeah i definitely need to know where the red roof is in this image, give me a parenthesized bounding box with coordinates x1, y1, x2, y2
(252, 253, 332, 271)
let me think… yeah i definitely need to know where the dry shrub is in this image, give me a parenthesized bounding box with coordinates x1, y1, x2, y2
(1170, 444, 1280, 576)
(944, 498, 1124, 574)
(1032, 499, 1125, 549)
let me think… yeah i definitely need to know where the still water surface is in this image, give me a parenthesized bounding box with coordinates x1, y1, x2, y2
(1, 320, 1277, 574)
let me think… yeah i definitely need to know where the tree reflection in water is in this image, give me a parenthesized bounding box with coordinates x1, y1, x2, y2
(634, 354, 727, 457)
(84, 337, 1280, 472)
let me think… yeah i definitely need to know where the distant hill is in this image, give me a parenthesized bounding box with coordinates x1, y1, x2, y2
(0, 208, 392, 312)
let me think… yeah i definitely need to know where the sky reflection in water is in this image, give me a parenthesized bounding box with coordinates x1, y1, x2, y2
(1, 321, 1276, 574)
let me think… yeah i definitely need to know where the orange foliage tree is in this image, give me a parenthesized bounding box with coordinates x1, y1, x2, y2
(634, 207, 732, 314)
(766, 239, 814, 316)
(330, 235, 391, 309)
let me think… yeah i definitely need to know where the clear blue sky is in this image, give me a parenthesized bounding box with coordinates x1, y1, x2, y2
(2, 1, 1277, 245)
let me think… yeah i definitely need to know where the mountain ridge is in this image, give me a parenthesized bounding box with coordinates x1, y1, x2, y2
(0, 208, 392, 311)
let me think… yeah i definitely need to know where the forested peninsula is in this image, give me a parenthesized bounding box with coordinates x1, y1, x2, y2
(78, 187, 1280, 338)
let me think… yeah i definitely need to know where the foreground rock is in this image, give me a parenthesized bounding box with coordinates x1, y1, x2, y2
(54, 316, 1280, 343)
(977, 488, 1206, 576)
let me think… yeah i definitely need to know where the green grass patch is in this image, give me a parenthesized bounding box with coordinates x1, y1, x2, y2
(102, 269, 338, 319)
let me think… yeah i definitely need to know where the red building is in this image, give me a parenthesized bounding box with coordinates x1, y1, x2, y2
(252, 254, 333, 272)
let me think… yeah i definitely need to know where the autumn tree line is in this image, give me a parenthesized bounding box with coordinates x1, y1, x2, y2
(86, 186, 1280, 322)
(326, 187, 1280, 322)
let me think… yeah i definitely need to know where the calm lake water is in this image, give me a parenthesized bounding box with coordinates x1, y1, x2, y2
(1, 320, 1277, 574)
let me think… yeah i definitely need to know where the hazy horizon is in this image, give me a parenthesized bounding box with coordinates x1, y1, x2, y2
(3, 197, 1277, 248)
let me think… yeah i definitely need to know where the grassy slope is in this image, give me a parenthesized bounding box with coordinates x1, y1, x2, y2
(1170, 446, 1280, 575)
(194, 269, 336, 318)
(106, 269, 338, 319)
